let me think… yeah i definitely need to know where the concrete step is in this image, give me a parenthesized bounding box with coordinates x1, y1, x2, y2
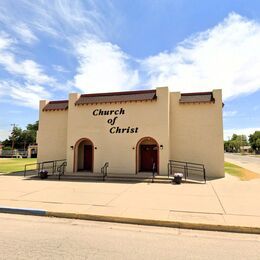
(47, 173, 172, 183)
(48, 173, 104, 181)
(46, 174, 202, 184)
(105, 174, 172, 183)
(36, 171, 182, 184)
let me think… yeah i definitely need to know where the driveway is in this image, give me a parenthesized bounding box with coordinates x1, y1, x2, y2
(225, 153, 260, 174)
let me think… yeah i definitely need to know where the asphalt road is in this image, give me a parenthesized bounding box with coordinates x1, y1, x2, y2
(0, 214, 260, 259)
(224, 153, 260, 173)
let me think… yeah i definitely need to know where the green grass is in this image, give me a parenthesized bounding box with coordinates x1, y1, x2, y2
(0, 158, 37, 173)
(224, 162, 260, 181)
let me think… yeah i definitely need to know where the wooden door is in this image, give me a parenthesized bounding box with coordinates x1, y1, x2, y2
(84, 145, 93, 171)
(140, 145, 158, 172)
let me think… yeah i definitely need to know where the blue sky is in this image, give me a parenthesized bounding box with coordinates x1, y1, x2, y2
(0, 0, 260, 141)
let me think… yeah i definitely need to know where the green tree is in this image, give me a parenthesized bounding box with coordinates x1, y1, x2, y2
(224, 134, 249, 153)
(2, 121, 38, 150)
(249, 131, 260, 154)
(23, 121, 39, 148)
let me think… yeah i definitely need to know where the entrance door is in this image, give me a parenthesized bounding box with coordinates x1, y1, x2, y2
(140, 145, 158, 172)
(84, 145, 93, 171)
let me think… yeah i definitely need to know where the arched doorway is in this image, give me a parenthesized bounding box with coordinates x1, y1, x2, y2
(136, 137, 159, 174)
(74, 138, 94, 172)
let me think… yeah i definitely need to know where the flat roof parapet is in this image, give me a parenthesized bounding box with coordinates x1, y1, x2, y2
(75, 89, 157, 105)
(42, 100, 69, 111)
(179, 92, 215, 104)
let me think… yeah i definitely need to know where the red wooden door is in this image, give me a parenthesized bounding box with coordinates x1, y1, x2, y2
(140, 145, 158, 172)
(84, 145, 93, 171)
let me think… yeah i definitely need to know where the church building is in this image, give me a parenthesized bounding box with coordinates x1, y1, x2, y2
(37, 87, 224, 178)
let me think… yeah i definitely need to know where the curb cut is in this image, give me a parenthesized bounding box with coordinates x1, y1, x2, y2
(1, 206, 260, 235)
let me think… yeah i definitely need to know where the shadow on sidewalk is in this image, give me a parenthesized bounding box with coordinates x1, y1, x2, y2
(1, 171, 25, 177)
(19, 174, 207, 185)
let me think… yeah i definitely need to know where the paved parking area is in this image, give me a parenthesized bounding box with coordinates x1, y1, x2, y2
(0, 173, 260, 228)
(225, 153, 260, 174)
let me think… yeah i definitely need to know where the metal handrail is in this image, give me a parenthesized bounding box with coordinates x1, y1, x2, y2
(57, 161, 67, 180)
(24, 163, 41, 177)
(101, 162, 109, 181)
(24, 159, 66, 177)
(168, 160, 206, 183)
(152, 162, 156, 183)
(170, 160, 204, 166)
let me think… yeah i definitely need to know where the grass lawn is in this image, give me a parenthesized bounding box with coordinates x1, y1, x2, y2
(224, 162, 260, 181)
(0, 158, 37, 173)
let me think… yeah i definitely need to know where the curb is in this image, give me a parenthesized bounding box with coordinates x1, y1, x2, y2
(46, 211, 260, 235)
(0, 206, 46, 216)
(1, 206, 260, 235)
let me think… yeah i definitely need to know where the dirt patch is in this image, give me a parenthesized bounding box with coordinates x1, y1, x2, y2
(225, 162, 260, 181)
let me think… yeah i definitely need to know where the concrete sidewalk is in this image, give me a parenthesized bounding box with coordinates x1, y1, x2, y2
(0, 173, 260, 233)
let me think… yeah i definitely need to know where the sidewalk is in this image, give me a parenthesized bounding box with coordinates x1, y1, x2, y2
(0, 173, 260, 233)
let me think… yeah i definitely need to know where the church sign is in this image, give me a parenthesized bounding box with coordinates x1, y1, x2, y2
(92, 108, 139, 134)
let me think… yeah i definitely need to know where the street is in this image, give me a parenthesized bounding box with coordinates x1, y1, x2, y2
(225, 153, 260, 174)
(0, 214, 260, 259)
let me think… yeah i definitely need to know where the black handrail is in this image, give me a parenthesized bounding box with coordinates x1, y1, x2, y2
(24, 163, 41, 177)
(168, 160, 206, 183)
(152, 162, 156, 183)
(57, 161, 67, 180)
(101, 162, 109, 181)
(24, 159, 66, 177)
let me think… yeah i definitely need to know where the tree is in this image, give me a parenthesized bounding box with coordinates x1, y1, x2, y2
(249, 131, 260, 154)
(2, 121, 38, 150)
(23, 121, 39, 149)
(231, 134, 248, 146)
(224, 134, 249, 153)
(2, 126, 23, 148)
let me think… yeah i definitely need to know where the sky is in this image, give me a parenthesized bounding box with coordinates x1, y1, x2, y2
(0, 0, 260, 141)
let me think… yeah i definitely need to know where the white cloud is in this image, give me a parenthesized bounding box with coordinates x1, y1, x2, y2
(13, 23, 38, 44)
(6, 81, 51, 109)
(0, 0, 115, 40)
(52, 65, 69, 73)
(223, 110, 237, 117)
(0, 33, 55, 86)
(142, 13, 260, 100)
(0, 53, 55, 85)
(0, 33, 54, 109)
(224, 127, 260, 140)
(73, 39, 139, 93)
(0, 81, 7, 97)
(0, 8, 260, 113)
(0, 80, 44, 109)
(0, 31, 13, 50)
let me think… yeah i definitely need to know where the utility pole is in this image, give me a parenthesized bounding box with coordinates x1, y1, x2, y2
(11, 124, 16, 158)
(241, 135, 243, 153)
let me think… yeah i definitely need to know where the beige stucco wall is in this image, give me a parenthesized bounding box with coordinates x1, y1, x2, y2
(66, 87, 170, 174)
(170, 90, 224, 178)
(37, 100, 68, 162)
(37, 87, 224, 178)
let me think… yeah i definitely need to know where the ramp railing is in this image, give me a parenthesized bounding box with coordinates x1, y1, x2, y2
(57, 161, 67, 180)
(168, 160, 206, 183)
(24, 159, 67, 177)
(101, 162, 109, 181)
